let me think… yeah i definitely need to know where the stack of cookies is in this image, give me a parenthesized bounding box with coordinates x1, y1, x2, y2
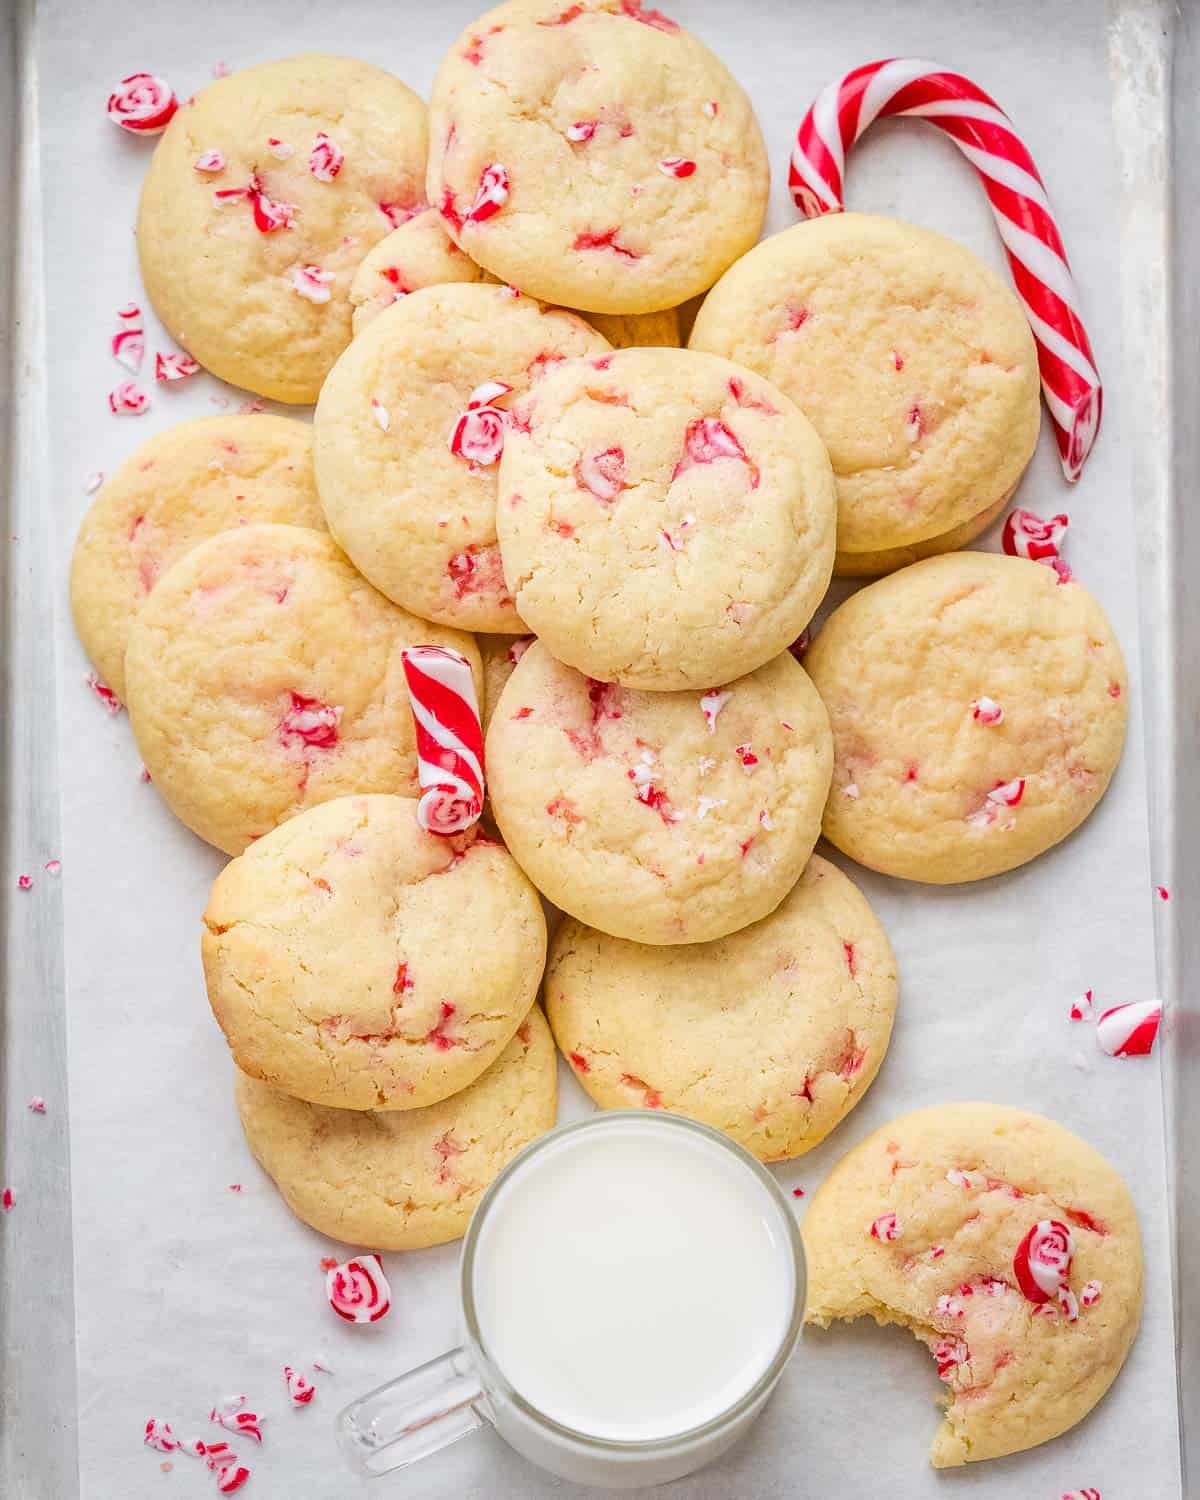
(70, 0, 1142, 1468)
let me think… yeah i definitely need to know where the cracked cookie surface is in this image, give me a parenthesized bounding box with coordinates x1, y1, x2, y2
(802, 1103, 1143, 1467)
(426, 0, 768, 314)
(545, 855, 896, 1158)
(204, 794, 546, 1109)
(689, 213, 1040, 558)
(137, 54, 428, 403)
(235, 1004, 557, 1249)
(805, 552, 1128, 884)
(496, 346, 836, 688)
(486, 640, 831, 944)
(70, 416, 325, 703)
(124, 524, 481, 855)
(315, 282, 609, 632)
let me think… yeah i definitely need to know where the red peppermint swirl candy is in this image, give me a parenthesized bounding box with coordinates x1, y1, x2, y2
(107, 73, 178, 135)
(1002, 508, 1069, 562)
(419, 783, 483, 836)
(1013, 1218, 1074, 1304)
(325, 1254, 392, 1324)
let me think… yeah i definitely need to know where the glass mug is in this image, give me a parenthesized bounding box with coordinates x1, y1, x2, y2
(337, 1111, 806, 1491)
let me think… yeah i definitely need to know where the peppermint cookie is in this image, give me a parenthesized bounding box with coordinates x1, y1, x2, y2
(349, 208, 680, 348)
(124, 524, 480, 854)
(805, 553, 1128, 883)
(486, 641, 832, 944)
(235, 1006, 557, 1250)
(802, 1103, 1143, 1467)
(314, 283, 608, 632)
(349, 208, 492, 334)
(545, 856, 896, 1158)
(497, 347, 836, 689)
(689, 214, 1041, 563)
(426, 0, 769, 314)
(203, 795, 545, 1109)
(70, 415, 323, 701)
(136, 55, 427, 403)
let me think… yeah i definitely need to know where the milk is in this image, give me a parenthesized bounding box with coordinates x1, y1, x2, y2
(469, 1114, 799, 1483)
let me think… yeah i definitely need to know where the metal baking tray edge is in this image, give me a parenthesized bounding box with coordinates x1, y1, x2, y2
(0, 1, 1190, 1496)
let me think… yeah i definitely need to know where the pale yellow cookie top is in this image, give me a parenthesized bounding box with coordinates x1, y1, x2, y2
(545, 855, 896, 1160)
(689, 214, 1041, 553)
(480, 633, 535, 733)
(314, 283, 609, 633)
(805, 553, 1127, 883)
(203, 795, 546, 1110)
(802, 1103, 1143, 1467)
(496, 346, 836, 689)
(235, 1005, 558, 1250)
(426, 0, 768, 314)
(70, 415, 323, 702)
(137, 54, 428, 403)
(486, 640, 832, 944)
(349, 208, 492, 334)
(124, 524, 481, 855)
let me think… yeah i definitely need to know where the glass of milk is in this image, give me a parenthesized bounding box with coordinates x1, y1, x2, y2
(336, 1111, 805, 1489)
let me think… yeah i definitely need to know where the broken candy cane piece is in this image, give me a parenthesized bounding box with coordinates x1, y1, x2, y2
(156, 352, 201, 382)
(210, 1397, 264, 1443)
(449, 381, 513, 466)
(789, 60, 1101, 479)
(971, 696, 1004, 725)
(988, 777, 1025, 807)
(325, 1254, 392, 1324)
(216, 1466, 250, 1495)
(371, 398, 390, 432)
(401, 646, 485, 836)
(86, 673, 123, 713)
(1002, 508, 1069, 562)
(1061, 1491, 1101, 1500)
(107, 73, 177, 134)
(576, 446, 626, 501)
(251, 184, 296, 233)
(279, 693, 341, 749)
(658, 156, 697, 177)
(566, 121, 598, 142)
(465, 163, 510, 224)
(1012, 1218, 1073, 1304)
(144, 1419, 180, 1452)
(1096, 998, 1162, 1057)
(111, 328, 145, 373)
(309, 132, 344, 181)
(869, 1212, 900, 1242)
(290, 265, 334, 304)
(194, 149, 226, 174)
(699, 689, 730, 732)
(284, 1365, 316, 1406)
(734, 743, 759, 772)
(15, 876, 31, 891)
(108, 381, 149, 416)
(28, 1095, 46, 1112)
(1080, 1279, 1103, 1307)
(1069, 989, 1095, 1022)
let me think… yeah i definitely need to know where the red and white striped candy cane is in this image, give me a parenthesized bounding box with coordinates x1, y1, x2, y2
(789, 59, 1101, 481)
(401, 646, 485, 836)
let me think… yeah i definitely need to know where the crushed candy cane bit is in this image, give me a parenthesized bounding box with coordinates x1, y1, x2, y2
(658, 156, 697, 177)
(371, 398, 390, 432)
(267, 137, 293, 160)
(210, 1397, 263, 1444)
(1002, 508, 1068, 563)
(1013, 1219, 1073, 1304)
(194, 149, 226, 174)
(1069, 989, 1095, 1022)
(703, 100, 719, 118)
(971, 696, 1004, 725)
(309, 132, 344, 181)
(326, 1254, 392, 1324)
(466, 163, 510, 223)
(84, 471, 104, 494)
(1096, 998, 1162, 1057)
(284, 1365, 316, 1405)
(2, 1187, 15, 1211)
(109, 381, 149, 416)
(86, 673, 123, 713)
(290, 265, 334, 304)
(1156, 884, 1170, 901)
(566, 120, 598, 142)
(111, 324, 145, 374)
(144, 1419, 180, 1452)
(576, 446, 626, 502)
(216, 1465, 250, 1495)
(156, 352, 201, 383)
(869, 1212, 900, 1242)
(734, 743, 759, 772)
(1080, 1279, 1103, 1307)
(791, 1186, 804, 1198)
(43, 859, 61, 877)
(16, 875, 32, 891)
(27, 1095, 46, 1112)
(1060, 1491, 1101, 1500)
(228, 1183, 242, 1192)
(699, 689, 731, 732)
(107, 73, 177, 134)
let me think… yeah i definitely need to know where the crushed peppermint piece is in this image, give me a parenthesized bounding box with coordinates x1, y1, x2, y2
(84, 471, 104, 494)
(156, 352, 201, 383)
(144, 1419, 180, 1452)
(107, 73, 177, 134)
(1013, 1219, 1073, 1304)
(43, 859, 61, 877)
(86, 673, 123, 713)
(1080, 1279, 1103, 1307)
(791, 1186, 804, 1198)
(267, 137, 294, 160)
(194, 149, 226, 174)
(309, 131, 345, 180)
(109, 381, 149, 416)
(695, 795, 725, 821)
(325, 1254, 392, 1324)
(1002, 508, 1068, 562)
(658, 156, 697, 177)
(703, 100, 719, 118)
(576, 446, 626, 501)
(27, 1096, 46, 1112)
(843, 782, 860, 799)
(699, 689, 730, 732)
(971, 696, 1004, 724)
(734, 743, 759, 772)
(1096, 998, 1162, 1057)
(284, 1365, 316, 1405)
(566, 120, 597, 142)
(1069, 989, 1095, 1022)
(1156, 884, 1170, 900)
(2, 1187, 14, 1211)
(869, 1213, 900, 1242)
(371, 398, 390, 432)
(290, 265, 334, 304)
(465, 163, 510, 223)
(111, 325, 145, 373)
(16, 875, 32, 891)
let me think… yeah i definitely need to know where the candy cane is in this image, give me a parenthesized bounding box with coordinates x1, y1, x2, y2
(401, 646, 485, 836)
(789, 59, 1101, 481)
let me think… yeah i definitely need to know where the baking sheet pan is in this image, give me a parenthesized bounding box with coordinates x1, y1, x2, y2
(1, 0, 1192, 1495)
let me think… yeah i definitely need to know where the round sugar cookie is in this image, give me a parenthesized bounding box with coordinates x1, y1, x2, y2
(314, 283, 609, 633)
(486, 641, 832, 944)
(203, 795, 546, 1110)
(350, 208, 492, 334)
(689, 214, 1041, 560)
(70, 415, 324, 702)
(426, 0, 769, 314)
(802, 1103, 1143, 1467)
(480, 633, 535, 733)
(804, 552, 1128, 884)
(124, 524, 481, 855)
(235, 1006, 558, 1250)
(348, 208, 681, 347)
(496, 347, 836, 689)
(545, 855, 896, 1159)
(136, 54, 428, 403)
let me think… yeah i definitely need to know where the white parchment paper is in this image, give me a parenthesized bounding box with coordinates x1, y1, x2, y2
(36, 0, 1180, 1494)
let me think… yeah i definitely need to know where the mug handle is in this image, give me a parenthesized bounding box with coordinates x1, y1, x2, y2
(336, 1345, 489, 1477)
